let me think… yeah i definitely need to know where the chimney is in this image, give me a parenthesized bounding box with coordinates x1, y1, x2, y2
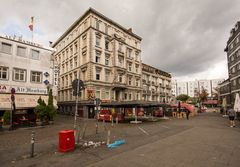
(49, 41, 53, 47)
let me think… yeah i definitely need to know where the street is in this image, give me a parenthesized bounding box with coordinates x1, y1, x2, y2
(0, 112, 240, 167)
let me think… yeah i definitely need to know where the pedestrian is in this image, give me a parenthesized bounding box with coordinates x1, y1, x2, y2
(186, 109, 190, 120)
(228, 108, 236, 127)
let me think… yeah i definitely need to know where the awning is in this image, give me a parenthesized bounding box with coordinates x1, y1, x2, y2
(0, 94, 57, 110)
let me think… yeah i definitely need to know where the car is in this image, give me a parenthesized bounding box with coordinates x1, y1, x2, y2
(98, 109, 124, 122)
(153, 109, 164, 117)
(98, 109, 112, 121)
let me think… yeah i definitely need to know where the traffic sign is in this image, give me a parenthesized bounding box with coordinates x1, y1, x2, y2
(72, 79, 85, 96)
(94, 98, 101, 106)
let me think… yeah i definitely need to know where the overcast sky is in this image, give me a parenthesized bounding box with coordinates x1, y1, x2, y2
(1, 0, 239, 81)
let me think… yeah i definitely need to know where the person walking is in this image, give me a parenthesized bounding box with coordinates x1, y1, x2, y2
(186, 109, 190, 120)
(228, 108, 236, 127)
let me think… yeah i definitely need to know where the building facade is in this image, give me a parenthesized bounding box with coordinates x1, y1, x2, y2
(142, 63, 172, 103)
(221, 21, 240, 105)
(172, 79, 224, 98)
(0, 35, 54, 115)
(52, 8, 142, 117)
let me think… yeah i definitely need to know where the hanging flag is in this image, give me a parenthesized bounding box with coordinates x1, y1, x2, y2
(28, 16, 34, 31)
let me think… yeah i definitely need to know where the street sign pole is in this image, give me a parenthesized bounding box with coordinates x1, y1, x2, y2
(74, 78, 80, 139)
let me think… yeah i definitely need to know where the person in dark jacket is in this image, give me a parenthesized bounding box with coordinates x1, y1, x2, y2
(228, 108, 236, 127)
(186, 109, 190, 120)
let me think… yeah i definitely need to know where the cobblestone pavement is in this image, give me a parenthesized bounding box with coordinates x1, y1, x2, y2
(0, 112, 240, 167)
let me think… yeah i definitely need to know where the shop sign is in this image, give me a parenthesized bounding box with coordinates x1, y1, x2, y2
(0, 85, 47, 94)
(0, 85, 7, 93)
(87, 89, 95, 100)
(14, 86, 48, 94)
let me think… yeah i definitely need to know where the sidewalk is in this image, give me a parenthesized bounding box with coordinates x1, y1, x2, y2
(1, 113, 240, 167)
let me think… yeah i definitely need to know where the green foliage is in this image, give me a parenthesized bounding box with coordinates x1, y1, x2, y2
(34, 97, 47, 121)
(199, 88, 208, 102)
(47, 89, 56, 121)
(3, 111, 10, 125)
(34, 90, 57, 123)
(176, 94, 190, 102)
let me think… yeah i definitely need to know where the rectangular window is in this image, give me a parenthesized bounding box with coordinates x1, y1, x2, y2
(74, 57, 77, 67)
(74, 43, 78, 53)
(96, 51, 101, 63)
(119, 75, 122, 83)
(96, 20, 100, 30)
(96, 36, 101, 46)
(124, 93, 127, 100)
(31, 49, 40, 60)
(17, 46, 27, 57)
(0, 66, 8, 80)
(105, 54, 110, 65)
(136, 79, 139, 87)
(135, 65, 139, 73)
(128, 63, 132, 71)
(105, 90, 110, 100)
(31, 71, 42, 83)
(129, 77, 132, 85)
(82, 34, 87, 47)
(118, 56, 124, 67)
(127, 48, 132, 58)
(118, 43, 122, 52)
(70, 60, 73, 69)
(105, 24, 108, 34)
(96, 90, 101, 98)
(70, 46, 73, 56)
(1, 42, 12, 54)
(135, 52, 139, 61)
(13, 68, 26, 81)
(105, 71, 110, 82)
(105, 40, 109, 50)
(129, 93, 132, 100)
(96, 69, 101, 80)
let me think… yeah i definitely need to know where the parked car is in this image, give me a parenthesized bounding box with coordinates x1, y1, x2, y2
(153, 109, 164, 117)
(98, 109, 112, 121)
(98, 109, 124, 122)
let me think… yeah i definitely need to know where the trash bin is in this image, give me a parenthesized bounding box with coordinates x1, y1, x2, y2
(59, 130, 74, 152)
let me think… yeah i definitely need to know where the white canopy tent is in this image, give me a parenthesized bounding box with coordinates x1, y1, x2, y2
(234, 93, 240, 112)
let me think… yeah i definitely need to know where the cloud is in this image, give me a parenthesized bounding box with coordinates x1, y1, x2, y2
(0, 0, 239, 80)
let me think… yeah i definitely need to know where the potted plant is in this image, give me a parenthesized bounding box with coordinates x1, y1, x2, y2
(2, 111, 11, 130)
(34, 97, 47, 126)
(47, 89, 57, 124)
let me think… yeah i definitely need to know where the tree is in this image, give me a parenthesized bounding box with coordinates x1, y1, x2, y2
(176, 94, 190, 102)
(47, 89, 57, 121)
(198, 88, 209, 112)
(199, 88, 208, 103)
(34, 97, 47, 122)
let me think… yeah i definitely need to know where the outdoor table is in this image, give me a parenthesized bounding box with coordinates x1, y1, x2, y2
(19, 119, 29, 127)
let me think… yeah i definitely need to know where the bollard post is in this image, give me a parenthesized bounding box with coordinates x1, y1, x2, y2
(103, 119, 106, 130)
(30, 131, 35, 158)
(116, 116, 118, 125)
(111, 116, 114, 127)
(81, 124, 87, 140)
(107, 130, 111, 145)
(96, 122, 98, 134)
(77, 125, 80, 144)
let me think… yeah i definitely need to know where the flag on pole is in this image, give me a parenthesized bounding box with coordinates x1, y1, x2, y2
(28, 16, 34, 31)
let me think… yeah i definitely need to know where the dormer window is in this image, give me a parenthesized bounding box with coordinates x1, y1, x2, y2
(235, 23, 239, 30)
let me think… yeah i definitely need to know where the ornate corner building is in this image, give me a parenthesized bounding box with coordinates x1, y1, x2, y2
(52, 8, 172, 117)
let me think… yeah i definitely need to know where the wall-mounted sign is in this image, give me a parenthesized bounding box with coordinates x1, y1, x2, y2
(0, 85, 7, 93)
(87, 89, 95, 100)
(0, 85, 48, 95)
